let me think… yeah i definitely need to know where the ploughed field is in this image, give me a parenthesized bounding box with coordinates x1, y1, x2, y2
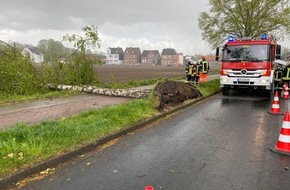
(94, 65, 185, 83)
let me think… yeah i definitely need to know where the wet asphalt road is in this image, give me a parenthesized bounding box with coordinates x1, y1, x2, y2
(21, 92, 290, 190)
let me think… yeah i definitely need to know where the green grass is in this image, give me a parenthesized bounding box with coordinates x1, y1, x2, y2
(208, 70, 220, 75)
(198, 79, 220, 95)
(0, 79, 220, 178)
(0, 98, 157, 177)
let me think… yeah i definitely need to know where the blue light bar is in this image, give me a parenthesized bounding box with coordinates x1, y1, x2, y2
(228, 36, 235, 42)
(261, 34, 267, 40)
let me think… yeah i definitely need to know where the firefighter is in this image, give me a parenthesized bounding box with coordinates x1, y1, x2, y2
(191, 61, 199, 84)
(199, 55, 210, 83)
(274, 64, 283, 93)
(185, 60, 193, 81)
(282, 62, 290, 88)
(200, 55, 210, 72)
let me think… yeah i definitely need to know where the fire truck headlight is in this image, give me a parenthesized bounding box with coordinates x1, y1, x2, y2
(223, 70, 228, 75)
(221, 78, 228, 82)
(261, 79, 267, 84)
(261, 70, 267, 75)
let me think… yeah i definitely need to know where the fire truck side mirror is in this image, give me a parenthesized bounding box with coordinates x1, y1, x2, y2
(276, 45, 281, 59)
(215, 47, 219, 61)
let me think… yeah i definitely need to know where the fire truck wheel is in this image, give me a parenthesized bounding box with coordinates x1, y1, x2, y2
(222, 87, 230, 95)
(263, 90, 272, 98)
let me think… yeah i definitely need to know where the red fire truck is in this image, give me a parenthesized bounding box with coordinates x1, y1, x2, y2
(216, 34, 281, 97)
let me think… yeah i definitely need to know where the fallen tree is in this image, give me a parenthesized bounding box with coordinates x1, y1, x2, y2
(153, 80, 202, 110)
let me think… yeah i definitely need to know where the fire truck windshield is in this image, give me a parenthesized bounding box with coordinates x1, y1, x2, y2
(222, 45, 269, 62)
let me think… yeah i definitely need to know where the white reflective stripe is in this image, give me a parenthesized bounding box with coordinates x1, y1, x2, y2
(274, 97, 279, 101)
(282, 121, 290, 129)
(272, 104, 280, 109)
(279, 134, 290, 143)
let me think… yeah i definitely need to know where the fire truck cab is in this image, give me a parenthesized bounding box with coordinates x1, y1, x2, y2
(216, 34, 281, 97)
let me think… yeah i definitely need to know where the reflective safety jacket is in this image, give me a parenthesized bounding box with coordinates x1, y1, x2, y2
(200, 61, 210, 74)
(192, 65, 198, 75)
(185, 64, 193, 75)
(274, 69, 283, 82)
(283, 67, 290, 80)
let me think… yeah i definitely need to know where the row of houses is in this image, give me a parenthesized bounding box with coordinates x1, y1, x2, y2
(22, 45, 214, 66)
(106, 47, 184, 66)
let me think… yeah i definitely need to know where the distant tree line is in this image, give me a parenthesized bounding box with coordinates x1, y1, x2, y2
(37, 39, 105, 63)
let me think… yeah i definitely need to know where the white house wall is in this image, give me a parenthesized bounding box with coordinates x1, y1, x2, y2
(21, 47, 44, 64)
(106, 52, 123, 65)
(178, 54, 184, 65)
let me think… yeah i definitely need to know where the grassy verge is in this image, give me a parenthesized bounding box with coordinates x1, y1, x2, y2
(198, 79, 220, 95)
(0, 98, 157, 177)
(0, 79, 220, 178)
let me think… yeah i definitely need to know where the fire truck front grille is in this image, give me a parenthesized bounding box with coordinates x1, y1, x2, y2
(228, 69, 261, 78)
(233, 81, 255, 85)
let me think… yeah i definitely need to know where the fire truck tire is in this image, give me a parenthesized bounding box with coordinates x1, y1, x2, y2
(264, 90, 272, 98)
(262, 85, 273, 98)
(222, 87, 230, 95)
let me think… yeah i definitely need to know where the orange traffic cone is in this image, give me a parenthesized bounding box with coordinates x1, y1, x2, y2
(268, 91, 283, 115)
(283, 83, 289, 99)
(270, 111, 290, 156)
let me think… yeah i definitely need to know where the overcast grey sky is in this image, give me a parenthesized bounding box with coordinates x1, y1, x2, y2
(0, 0, 212, 55)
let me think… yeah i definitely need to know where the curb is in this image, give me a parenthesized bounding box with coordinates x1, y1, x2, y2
(0, 89, 221, 190)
